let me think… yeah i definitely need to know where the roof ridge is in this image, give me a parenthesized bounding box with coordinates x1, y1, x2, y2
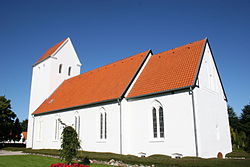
(154, 38, 206, 56)
(65, 50, 150, 82)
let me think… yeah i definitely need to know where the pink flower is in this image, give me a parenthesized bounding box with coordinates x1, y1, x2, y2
(50, 163, 90, 167)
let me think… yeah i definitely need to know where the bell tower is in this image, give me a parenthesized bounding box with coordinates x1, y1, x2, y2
(26, 37, 81, 148)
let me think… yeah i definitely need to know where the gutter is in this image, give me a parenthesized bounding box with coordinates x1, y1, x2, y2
(33, 98, 117, 116)
(116, 50, 152, 155)
(190, 87, 199, 157)
(118, 99, 122, 154)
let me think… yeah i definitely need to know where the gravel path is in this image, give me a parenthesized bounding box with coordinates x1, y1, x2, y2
(0, 150, 27, 156)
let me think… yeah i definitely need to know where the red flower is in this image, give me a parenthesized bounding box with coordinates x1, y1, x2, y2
(50, 163, 90, 167)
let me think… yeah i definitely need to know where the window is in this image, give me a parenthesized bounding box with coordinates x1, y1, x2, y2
(74, 116, 80, 136)
(100, 113, 103, 139)
(68, 67, 71, 76)
(59, 64, 62, 73)
(78, 116, 80, 135)
(152, 101, 165, 139)
(104, 112, 107, 139)
(159, 107, 164, 138)
(99, 108, 107, 140)
(75, 116, 77, 131)
(54, 119, 59, 140)
(152, 108, 157, 138)
(38, 120, 43, 141)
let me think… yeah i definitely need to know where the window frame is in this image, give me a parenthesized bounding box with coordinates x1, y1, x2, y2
(36, 117, 43, 142)
(53, 115, 61, 142)
(74, 112, 80, 137)
(150, 100, 165, 142)
(97, 107, 107, 142)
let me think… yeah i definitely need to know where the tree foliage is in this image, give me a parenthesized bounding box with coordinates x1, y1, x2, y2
(59, 120, 81, 164)
(20, 119, 28, 132)
(228, 103, 250, 152)
(11, 118, 22, 142)
(0, 96, 20, 142)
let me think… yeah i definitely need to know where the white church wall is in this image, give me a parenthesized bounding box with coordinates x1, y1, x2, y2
(27, 58, 53, 148)
(124, 91, 197, 157)
(27, 38, 81, 148)
(49, 38, 81, 95)
(32, 102, 121, 154)
(193, 43, 232, 158)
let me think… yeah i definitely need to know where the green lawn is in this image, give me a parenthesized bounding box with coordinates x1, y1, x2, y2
(2, 147, 250, 167)
(0, 155, 113, 167)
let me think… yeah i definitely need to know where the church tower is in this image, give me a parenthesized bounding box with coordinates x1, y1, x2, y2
(26, 38, 81, 148)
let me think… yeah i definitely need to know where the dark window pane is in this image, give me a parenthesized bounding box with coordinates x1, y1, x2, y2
(104, 112, 107, 139)
(159, 107, 164, 138)
(152, 108, 157, 138)
(100, 113, 103, 139)
(59, 64, 62, 73)
(68, 67, 71, 76)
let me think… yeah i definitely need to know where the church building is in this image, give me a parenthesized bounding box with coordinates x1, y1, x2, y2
(27, 38, 232, 158)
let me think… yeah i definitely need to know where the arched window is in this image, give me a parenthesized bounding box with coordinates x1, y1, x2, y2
(104, 112, 107, 139)
(152, 101, 165, 139)
(74, 114, 80, 136)
(68, 66, 71, 76)
(54, 114, 61, 140)
(99, 108, 107, 140)
(100, 113, 103, 139)
(152, 107, 157, 138)
(159, 107, 164, 138)
(54, 119, 59, 140)
(59, 64, 62, 74)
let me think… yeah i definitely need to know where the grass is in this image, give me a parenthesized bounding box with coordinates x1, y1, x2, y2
(2, 147, 250, 167)
(0, 155, 114, 167)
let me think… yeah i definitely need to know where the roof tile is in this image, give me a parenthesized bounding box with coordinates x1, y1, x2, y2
(127, 39, 206, 98)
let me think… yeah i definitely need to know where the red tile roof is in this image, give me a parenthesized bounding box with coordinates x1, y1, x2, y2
(127, 39, 206, 98)
(35, 38, 67, 65)
(22, 132, 27, 139)
(32, 50, 150, 115)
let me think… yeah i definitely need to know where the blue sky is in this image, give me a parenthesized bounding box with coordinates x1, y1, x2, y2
(0, 0, 249, 121)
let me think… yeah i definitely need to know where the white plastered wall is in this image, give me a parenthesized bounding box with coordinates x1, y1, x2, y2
(123, 91, 196, 157)
(193, 43, 232, 158)
(32, 102, 121, 154)
(27, 38, 81, 148)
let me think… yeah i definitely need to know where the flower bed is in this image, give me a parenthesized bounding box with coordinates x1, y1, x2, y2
(50, 163, 90, 167)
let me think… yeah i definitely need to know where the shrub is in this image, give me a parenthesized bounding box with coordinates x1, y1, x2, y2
(60, 126, 81, 164)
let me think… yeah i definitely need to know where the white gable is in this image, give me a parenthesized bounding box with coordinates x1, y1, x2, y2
(196, 42, 226, 100)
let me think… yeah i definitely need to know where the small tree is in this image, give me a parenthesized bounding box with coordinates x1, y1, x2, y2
(0, 96, 17, 142)
(60, 121, 80, 164)
(20, 119, 28, 132)
(11, 118, 22, 142)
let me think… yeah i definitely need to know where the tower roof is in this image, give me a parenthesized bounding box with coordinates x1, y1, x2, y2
(34, 38, 67, 65)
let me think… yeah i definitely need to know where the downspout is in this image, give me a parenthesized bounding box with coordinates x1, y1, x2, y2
(118, 99, 122, 154)
(190, 87, 199, 157)
(31, 115, 35, 148)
